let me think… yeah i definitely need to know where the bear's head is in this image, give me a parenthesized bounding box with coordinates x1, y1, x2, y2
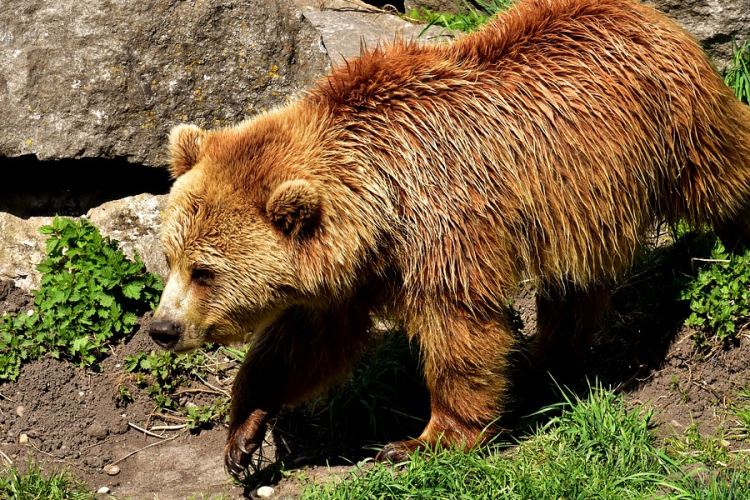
(150, 110, 339, 352)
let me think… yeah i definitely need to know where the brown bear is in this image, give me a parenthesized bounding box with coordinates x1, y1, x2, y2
(150, 0, 750, 478)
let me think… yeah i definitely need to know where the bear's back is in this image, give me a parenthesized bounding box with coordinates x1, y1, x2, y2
(307, 0, 750, 304)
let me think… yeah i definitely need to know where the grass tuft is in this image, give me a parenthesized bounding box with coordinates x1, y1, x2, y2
(725, 38, 750, 105)
(0, 460, 101, 500)
(406, 0, 513, 35)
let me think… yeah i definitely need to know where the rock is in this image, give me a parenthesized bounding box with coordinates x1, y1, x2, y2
(650, 0, 749, 71)
(15, 406, 24, 417)
(256, 486, 275, 498)
(104, 464, 120, 476)
(0, 213, 54, 290)
(112, 418, 130, 435)
(86, 422, 109, 440)
(87, 193, 168, 278)
(0, 0, 330, 166)
(404, 0, 470, 15)
(96, 486, 111, 494)
(302, 10, 452, 67)
(19, 433, 28, 444)
(0, 193, 166, 290)
(84, 454, 106, 469)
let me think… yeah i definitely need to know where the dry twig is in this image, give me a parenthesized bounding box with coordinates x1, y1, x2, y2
(106, 430, 185, 467)
(128, 422, 167, 439)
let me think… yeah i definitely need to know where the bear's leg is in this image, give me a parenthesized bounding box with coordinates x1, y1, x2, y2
(532, 284, 610, 376)
(376, 309, 514, 461)
(225, 303, 371, 478)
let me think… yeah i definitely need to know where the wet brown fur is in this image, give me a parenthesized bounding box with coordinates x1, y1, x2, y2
(156, 0, 750, 474)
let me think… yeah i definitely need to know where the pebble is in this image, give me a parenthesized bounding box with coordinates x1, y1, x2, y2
(15, 406, 24, 417)
(19, 434, 28, 444)
(97, 486, 110, 494)
(86, 422, 109, 440)
(104, 464, 120, 476)
(257, 486, 275, 498)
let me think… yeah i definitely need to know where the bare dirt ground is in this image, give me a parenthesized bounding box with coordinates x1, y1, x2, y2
(1, 243, 748, 500)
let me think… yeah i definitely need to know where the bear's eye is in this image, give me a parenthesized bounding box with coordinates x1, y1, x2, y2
(191, 267, 216, 287)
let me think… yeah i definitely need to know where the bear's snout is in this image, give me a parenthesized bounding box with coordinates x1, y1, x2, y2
(149, 319, 182, 350)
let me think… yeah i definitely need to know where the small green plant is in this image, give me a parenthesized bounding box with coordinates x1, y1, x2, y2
(114, 384, 134, 407)
(0, 217, 163, 380)
(185, 399, 231, 430)
(665, 423, 733, 468)
(669, 374, 691, 403)
(725, 37, 750, 105)
(728, 386, 750, 440)
(124, 348, 231, 428)
(679, 239, 750, 347)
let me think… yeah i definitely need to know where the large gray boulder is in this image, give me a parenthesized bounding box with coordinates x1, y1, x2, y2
(0, 0, 452, 291)
(0, 0, 330, 166)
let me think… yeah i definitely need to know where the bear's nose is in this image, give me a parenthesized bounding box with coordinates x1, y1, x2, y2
(149, 319, 182, 349)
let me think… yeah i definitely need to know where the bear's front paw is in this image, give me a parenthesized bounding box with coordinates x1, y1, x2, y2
(224, 409, 270, 479)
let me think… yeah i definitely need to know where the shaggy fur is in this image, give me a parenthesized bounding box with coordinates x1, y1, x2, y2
(152, 0, 750, 477)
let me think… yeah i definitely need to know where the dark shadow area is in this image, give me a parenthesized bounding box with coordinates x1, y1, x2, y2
(365, 0, 406, 12)
(0, 155, 172, 218)
(504, 229, 726, 431)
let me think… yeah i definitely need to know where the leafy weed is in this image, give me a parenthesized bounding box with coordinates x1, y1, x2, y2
(0, 217, 163, 380)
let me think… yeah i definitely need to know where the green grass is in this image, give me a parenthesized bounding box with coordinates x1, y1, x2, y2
(406, 0, 513, 35)
(300, 386, 750, 500)
(725, 38, 750, 105)
(0, 461, 102, 500)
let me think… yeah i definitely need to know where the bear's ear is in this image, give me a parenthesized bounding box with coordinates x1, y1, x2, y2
(266, 179, 322, 237)
(168, 124, 206, 178)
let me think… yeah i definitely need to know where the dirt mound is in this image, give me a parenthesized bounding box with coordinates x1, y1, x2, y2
(631, 333, 750, 444)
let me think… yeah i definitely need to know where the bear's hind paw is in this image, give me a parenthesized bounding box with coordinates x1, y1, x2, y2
(374, 439, 423, 463)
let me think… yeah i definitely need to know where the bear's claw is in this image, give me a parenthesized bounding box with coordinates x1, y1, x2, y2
(375, 439, 422, 463)
(225, 436, 255, 479)
(224, 409, 269, 479)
